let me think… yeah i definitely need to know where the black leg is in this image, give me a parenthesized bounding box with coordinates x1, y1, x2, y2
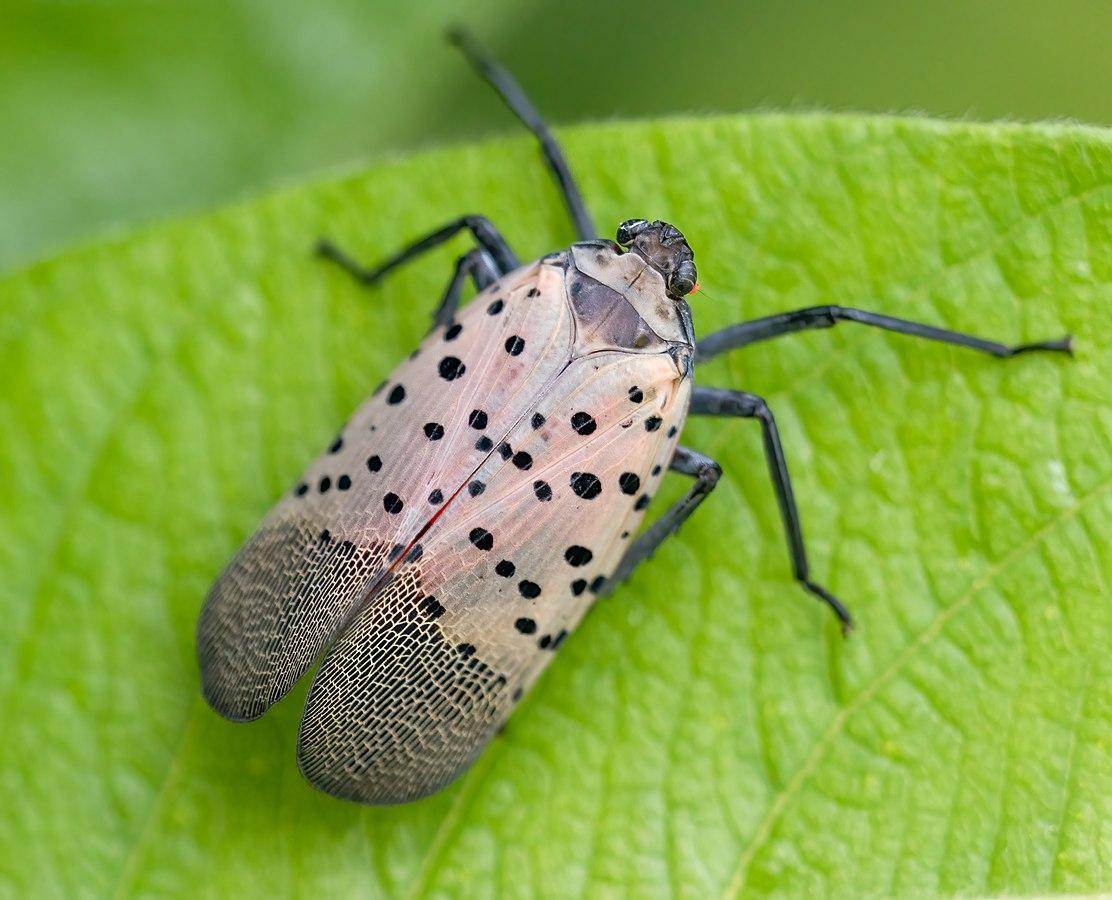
(316, 214, 519, 288)
(431, 248, 500, 331)
(448, 28, 597, 241)
(607, 445, 722, 591)
(696, 305, 1073, 365)
(688, 385, 854, 633)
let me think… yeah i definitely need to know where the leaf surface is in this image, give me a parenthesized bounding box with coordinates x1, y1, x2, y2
(0, 114, 1109, 898)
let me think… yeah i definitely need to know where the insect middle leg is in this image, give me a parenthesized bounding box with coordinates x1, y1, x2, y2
(609, 389, 854, 632)
(695, 305, 1073, 364)
(317, 213, 520, 288)
(431, 248, 500, 331)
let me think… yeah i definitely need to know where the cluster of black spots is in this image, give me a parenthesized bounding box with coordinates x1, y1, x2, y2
(565, 545, 593, 566)
(618, 472, 641, 495)
(571, 579, 587, 595)
(497, 442, 513, 461)
(367, 455, 383, 472)
(519, 580, 541, 599)
(667, 425, 678, 438)
(319, 476, 332, 493)
(628, 386, 644, 404)
(570, 411, 597, 435)
(469, 527, 494, 551)
(512, 687, 524, 702)
(337, 474, 352, 491)
(444, 322, 463, 341)
(387, 384, 406, 405)
(538, 630, 568, 651)
(469, 409, 488, 429)
(589, 575, 607, 594)
(527, 287, 541, 298)
(476, 436, 494, 452)
(428, 488, 444, 505)
(652, 465, 662, 477)
(329, 435, 343, 453)
(495, 559, 516, 577)
(531, 412, 545, 429)
(620, 530, 631, 539)
(533, 480, 552, 502)
(438, 356, 466, 381)
(635, 494, 652, 511)
(457, 642, 476, 658)
(515, 617, 537, 634)
(294, 482, 309, 497)
(424, 422, 445, 441)
(419, 596, 445, 619)
(487, 298, 504, 315)
(469, 480, 486, 497)
(571, 471, 602, 500)
(505, 335, 525, 356)
(645, 416, 662, 432)
(512, 451, 533, 471)
(388, 543, 405, 561)
(318, 528, 332, 544)
(406, 543, 424, 563)
(383, 492, 404, 514)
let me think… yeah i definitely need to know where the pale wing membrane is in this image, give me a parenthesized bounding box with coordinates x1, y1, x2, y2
(298, 351, 689, 803)
(198, 258, 572, 720)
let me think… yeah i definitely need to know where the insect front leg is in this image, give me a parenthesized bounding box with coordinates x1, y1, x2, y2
(607, 445, 721, 590)
(687, 385, 854, 633)
(448, 29, 596, 241)
(430, 248, 501, 331)
(316, 213, 519, 289)
(695, 305, 1073, 364)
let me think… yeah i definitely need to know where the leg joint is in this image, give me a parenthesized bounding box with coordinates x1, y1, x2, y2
(698, 460, 722, 489)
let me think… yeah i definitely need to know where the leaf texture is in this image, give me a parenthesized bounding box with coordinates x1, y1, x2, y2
(0, 114, 1109, 898)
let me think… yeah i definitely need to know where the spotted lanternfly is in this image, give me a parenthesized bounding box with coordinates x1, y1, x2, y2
(197, 29, 1073, 805)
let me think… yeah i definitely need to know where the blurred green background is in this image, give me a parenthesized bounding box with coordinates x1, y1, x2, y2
(2, 0, 1109, 274)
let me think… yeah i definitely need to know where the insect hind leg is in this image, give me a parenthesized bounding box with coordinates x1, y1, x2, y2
(606, 445, 721, 592)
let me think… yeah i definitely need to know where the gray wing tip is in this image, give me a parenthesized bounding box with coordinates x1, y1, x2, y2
(198, 667, 272, 723)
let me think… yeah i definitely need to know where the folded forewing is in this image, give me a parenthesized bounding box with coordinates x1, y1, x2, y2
(298, 350, 690, 802)
(198, 258, 573, 720)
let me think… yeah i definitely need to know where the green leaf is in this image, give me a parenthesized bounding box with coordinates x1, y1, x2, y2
(1, 114, 1109, 898)
(7, 0, 1112, 275)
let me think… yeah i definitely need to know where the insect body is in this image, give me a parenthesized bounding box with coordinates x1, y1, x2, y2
(197, 31, 1073, 804)
(201, 239, 695, 803)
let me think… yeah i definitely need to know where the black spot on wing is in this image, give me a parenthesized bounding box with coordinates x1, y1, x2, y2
(618, 472, 641, 495)
(570, 412, 597, 435)
(438, 356, 465, 381)
(570, 472, 602, 499)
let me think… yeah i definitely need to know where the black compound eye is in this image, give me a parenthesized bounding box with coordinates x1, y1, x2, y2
(669, 259, 697, 297)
